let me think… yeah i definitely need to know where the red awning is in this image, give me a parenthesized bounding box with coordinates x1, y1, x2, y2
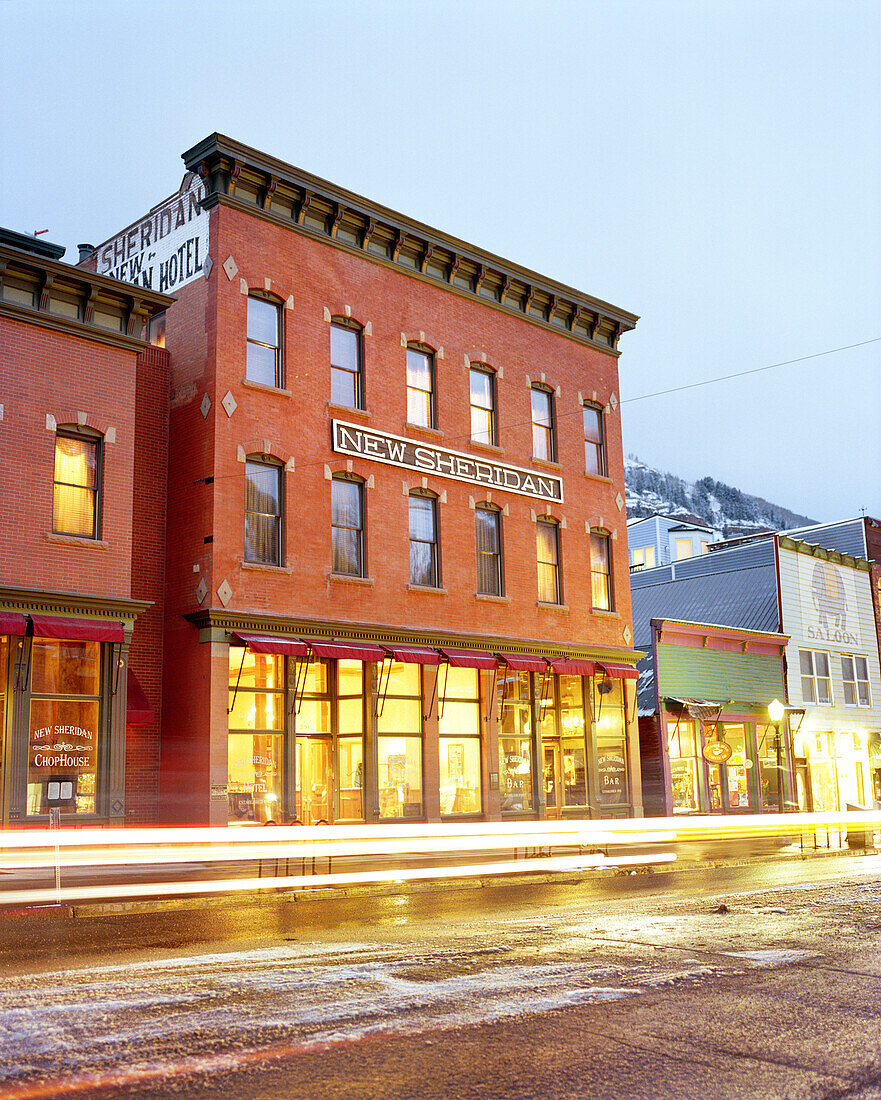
(387, 646, 442, 665)
(498, 653, 548, 672)
(30, 615, 124, 643)
(597, 663, 639, 680)
(549, 658, 595, 676)
(0, 612, 27, 636)
(438, 648, 498, 670)
(233, 633, 309, 657)
(308, 640, 387, 662)
(126, 668, 155, 726)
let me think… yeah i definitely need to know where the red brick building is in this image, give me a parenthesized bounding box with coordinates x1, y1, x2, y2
(0, 227, 172, 825)
(85, 134, 642, 827)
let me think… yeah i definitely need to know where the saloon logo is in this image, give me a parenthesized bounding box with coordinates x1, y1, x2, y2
(807, 560, 858, 646)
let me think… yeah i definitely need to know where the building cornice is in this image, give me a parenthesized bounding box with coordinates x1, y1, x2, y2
(184, 607, 643, 667)
(0, 585, 151, 623)
(778, 535, 872, 573)
(181, 133, 639, 355)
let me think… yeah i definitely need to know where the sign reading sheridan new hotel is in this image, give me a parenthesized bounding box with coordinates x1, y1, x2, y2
(333, 421, 564, 503)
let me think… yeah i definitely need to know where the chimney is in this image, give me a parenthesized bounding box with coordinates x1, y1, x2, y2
(77, 243, 95, 263)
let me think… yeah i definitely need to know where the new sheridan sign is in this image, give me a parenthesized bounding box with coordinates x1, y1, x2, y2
(332, 421, 564, 503)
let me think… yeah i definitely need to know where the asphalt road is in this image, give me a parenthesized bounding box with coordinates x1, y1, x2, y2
(1, 854, 881, 1099)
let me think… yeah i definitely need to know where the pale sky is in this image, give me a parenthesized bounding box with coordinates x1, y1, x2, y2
(3, 0, 879, 523)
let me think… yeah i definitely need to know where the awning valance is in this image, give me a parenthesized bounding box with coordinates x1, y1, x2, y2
(232, 633, 309, 657)
(549, 658, 595, 676)
(498, 653, 548, 672)
(308, 640, 387, 662)
(667, 697, 729, 722)
(126, 668, 155, 726)
(387, 646, 442, 665)
(30, 615, 124, 644)
(597, 663, 639, 680)
(0, 612, 27, 636)
(438, 648, 497, 670)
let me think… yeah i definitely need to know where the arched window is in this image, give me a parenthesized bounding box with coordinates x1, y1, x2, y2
(536, 517, 561, 604)
(409, 490, 439, 587)
(53, 427, 102, 539)
(475, 504, 503, 596)
(583, 402, 606, 476)
(590, 529, 613, 610)
(246, 294, 282, 387)
(406, 344, 435, 428)
(530, 385, 556, 461)
(245, 458, 283, 565)
(331, 474, 365, 577)
(330, 319, 363, 409)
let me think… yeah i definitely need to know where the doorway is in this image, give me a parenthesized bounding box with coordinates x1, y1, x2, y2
(543, 742, 562, 819)
(297, 737, 333, 823)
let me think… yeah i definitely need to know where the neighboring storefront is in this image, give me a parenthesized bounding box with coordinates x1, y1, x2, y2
(637, 619, 792, 816)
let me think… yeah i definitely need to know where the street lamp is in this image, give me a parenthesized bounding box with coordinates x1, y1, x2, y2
(769, 698, 785, 813)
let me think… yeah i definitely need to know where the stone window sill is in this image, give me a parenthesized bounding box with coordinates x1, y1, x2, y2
(328, 572, 374, 586)
(591, 608, 620, 618)
(405, 422, 444, 439)
(407, 583, 447, 595)
(475, 593, 509, 603)
(45, 533, 109, 550)
(241, 561, 292, 574)
(468, 439, 505, 456)
(536, 601, 569, 611)
(327, 402, 371, 419)
(241, 378, 292, 397)
(532, 457, 563, 472)
(583, 472, 613, 485)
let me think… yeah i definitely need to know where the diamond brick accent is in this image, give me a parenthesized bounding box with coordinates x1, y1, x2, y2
(217, 579, 232, 607)
(615, 493, 624, 511)
(204, 255, 214, 279)
(195, 578, 207, 604)
(623, 626, 632, 645)
(222, 391, 237, 418)
(609, 392, 618, 410)
(201, 394, 211, 419)
(223, 255, 238, 281)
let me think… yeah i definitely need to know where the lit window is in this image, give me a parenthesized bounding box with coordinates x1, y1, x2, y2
(406, 346, 435, 427)
(475, 505, 503, 596)
(409, 493, 439, 587)
(531, 386, 555, 461)
(583, 403, 605, 475)
(330, 321, 363, 408)
(469, 367, 496, 445)
(331, 476, 364, 577)
(590, 530, 613, 610)
(53, 430, 101, 539)
(227, 649, 285, 824)
(841, 655, 871, 707)
(631, 546, 655, 570)
(536, 518, 561, 604)
(245, 460, 282, 565)
(246, 296, 281, 387)
(438, 667, 482, 816)
(675, 538, 693, 560)
(800, 649, 832, 704)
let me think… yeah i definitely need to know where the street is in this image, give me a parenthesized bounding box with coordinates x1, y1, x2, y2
(1, 854, 880, 1098)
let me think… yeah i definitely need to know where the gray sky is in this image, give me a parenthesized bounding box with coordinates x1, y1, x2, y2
(3, 0, 879, 523)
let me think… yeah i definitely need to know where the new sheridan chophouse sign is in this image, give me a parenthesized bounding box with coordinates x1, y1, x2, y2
(332, 422, 564, 503)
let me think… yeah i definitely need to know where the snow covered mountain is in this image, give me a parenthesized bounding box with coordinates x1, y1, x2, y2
(624, 455, 816, 534)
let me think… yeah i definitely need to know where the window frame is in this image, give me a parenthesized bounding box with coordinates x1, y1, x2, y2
(331, 474, 366, 578)
(52, 428, 102, 540)
(406, 344, 436, 429)
(246, 294, 283, 388)
(530, 385, 556, 462)
(244, 458, 283, 566)
(469, 365, 497, 446)
(409, 490, 440, 588)
(475, 504, 504, 596)
(582, 402, 606, 476)
(590, 529, 614, 611)
(536, 517, 562, 604)
(841, 655, 871, 707)
(800, 649, 832, 705)
(330, 318, 364, 410)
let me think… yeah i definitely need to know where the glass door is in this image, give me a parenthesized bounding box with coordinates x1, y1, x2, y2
(297, 737, 333, 823)
(543, 742, 562, 818)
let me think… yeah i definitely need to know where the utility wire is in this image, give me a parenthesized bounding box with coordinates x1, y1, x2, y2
(621, 337, 881, 405)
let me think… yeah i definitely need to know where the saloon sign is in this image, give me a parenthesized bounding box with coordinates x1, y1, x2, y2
(93, 173, 209, 294)
(332, 421, 564, 503)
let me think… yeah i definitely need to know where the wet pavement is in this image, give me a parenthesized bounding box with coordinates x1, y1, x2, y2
(0, 854, 880, 1098)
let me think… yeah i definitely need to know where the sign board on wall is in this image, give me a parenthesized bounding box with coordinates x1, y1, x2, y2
(788, 551, 865, 651)
(332, 421, 564, 503)
(93, 173, 209, 294)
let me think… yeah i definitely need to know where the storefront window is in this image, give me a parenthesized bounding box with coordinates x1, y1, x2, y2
(707, 723, 756, 812)
(28, 638, 102, 817)
(593, 677, 629, 807)
(438, 667, 481, 815)
(669, 719, 699, 812)
(378, 661, 423, 818)
(757, 721, 782, 809)
(539, 674, 589, 809)
(228, 649, 285, 823)
(499, 669, 533, 813)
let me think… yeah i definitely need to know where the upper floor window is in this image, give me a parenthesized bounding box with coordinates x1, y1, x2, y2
(583, 403, 605, 476)
(406, 346, 435, 428)
(330, 321, 363, 409)
(536, 518, 562, 604)
(245, 460, 282, 565)
(469, 367, 497, 446)
(331, 476, 364, 577)
(675, 538, 693, 561)
(800, 649, 832, 705)
(531, 386, 556, 461)
(841, 655, 871, 707)
(631, 546, 655, 571)
(590, 530, 613, 610)
(53, 430, 101, 539)
(409, 492, 439, 587)
(246, 295, 282, 387)
(475, 505, 503, 596)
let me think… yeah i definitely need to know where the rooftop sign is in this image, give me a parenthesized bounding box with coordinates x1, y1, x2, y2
(332, 421, 564, 503)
